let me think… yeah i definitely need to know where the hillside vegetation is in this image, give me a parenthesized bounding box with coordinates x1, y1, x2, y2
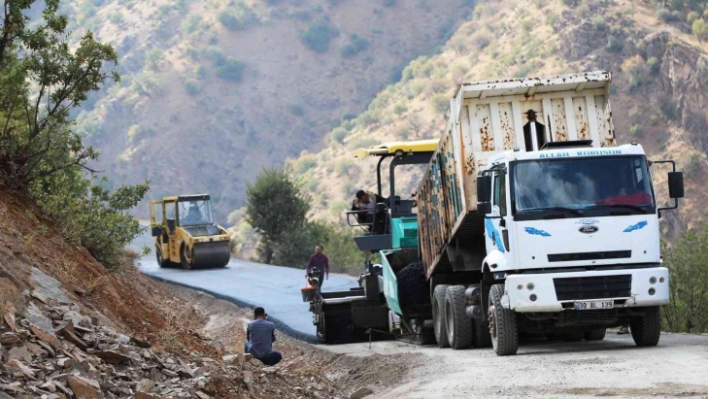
(64, 0, 475, 220)
(283, 0, 708, 241)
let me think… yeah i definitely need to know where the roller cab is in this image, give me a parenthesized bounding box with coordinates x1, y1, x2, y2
(150, 194, 231, 269)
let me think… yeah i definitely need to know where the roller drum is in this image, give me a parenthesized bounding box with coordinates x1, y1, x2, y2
(188, 241, 231, 269)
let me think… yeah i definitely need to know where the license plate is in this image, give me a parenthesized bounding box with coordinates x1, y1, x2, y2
(574, 300, 614, 310)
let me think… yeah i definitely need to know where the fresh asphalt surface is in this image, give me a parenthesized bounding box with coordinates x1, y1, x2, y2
(132, 232, 358, 339)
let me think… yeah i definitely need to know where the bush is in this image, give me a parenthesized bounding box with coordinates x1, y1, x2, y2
(659, 96, 677, 121)
(663, 231, 708, 333)
(334, 159, 356, 176)
(288, 104, 305, 116)
(647, 56, 660, 75)
(184, 79, 201, 95)
(431, 93, 449, 115)
(383, 0, 396, 7)
(591, 16, 606, 29)
(109, 12, 122, 24)
(296, 155, 317, 173)
(656, 8, 680, 23)
(471, 31, 491, 50)
(146, 49, 163, 71)
(630, 123, 643, 137)
(693, 19, 708, 41)
(301, 19, 339, 53)
(341, 33, 370, 58)
(218, 8, 258, 31)
(622, 55, 648, 90)
(394, 103, 408, 116)
(218, 11, 241, 30)
(332, 127, 348, 143)
(607, 34, 622, 52)
(216, 57, 245, 82)
(688, 11, 700, 24)
(182, 14, 202, 33)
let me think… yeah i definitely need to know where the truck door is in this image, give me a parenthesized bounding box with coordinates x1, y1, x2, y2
(163, 200, 179, 262)
(485, 168, 509, 254)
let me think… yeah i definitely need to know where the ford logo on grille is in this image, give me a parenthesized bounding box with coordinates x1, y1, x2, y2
(579, 226, 599, 234)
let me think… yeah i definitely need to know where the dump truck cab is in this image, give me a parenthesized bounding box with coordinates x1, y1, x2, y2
(150, 194, 231, 269)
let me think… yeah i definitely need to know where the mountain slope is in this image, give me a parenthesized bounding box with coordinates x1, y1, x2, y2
(67, 0, 475, 220)
(286, 0, 708, 239)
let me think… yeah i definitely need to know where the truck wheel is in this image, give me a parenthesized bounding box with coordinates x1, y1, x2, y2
(397, 261, 428, 307)
(445, 286, 472, 350)
(630, 306, 661, 347)
(487, 284, 518, 356)
(584, 329, 606, 341)
(433, 284, 449, 348)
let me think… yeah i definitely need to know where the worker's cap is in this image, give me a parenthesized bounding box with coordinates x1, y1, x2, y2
(356, 190, 366, 199)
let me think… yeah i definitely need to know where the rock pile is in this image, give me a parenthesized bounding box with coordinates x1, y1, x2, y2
(0, 299, 356, 399)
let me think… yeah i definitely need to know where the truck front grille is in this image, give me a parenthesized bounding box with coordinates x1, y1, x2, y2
(547, 250, 631, 262)
(553, 275, 632, 301)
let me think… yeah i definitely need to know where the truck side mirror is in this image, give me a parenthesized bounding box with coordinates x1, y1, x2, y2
(668, 171, 684, 199)
(477, 175, 492, 203)
(478, 202, 492, 215)
(151, 226, 164, 237)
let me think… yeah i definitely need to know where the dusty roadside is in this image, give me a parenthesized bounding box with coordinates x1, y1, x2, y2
(323, 333, 708, 399)
(0, 190, 418, 399)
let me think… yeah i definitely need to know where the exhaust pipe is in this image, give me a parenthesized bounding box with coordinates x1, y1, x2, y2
(466, 305, 483, 320)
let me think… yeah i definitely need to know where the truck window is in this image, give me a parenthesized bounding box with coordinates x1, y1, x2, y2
(493, 171, 507, 217)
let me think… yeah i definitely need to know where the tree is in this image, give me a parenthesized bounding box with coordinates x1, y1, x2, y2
(663, 231, 708, 333)
(246, 168, 309, 264)
(1, 0, 119, 189)
(1, 0, 148, 269)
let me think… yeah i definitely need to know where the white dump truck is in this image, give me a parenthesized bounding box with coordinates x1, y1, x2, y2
(374, 71, 685, 356)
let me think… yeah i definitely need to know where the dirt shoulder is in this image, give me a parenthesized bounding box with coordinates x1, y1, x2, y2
(322, 333, 708, 399)
(0, 190, 417, 399)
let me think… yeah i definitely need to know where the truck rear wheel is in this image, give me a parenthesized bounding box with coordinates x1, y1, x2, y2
(433, 284, 449, 348)
(444, 285, 472, 350)
(488, 284, 518, 356)
(631, 306, 661, 347)
(584, 329, 606, 341)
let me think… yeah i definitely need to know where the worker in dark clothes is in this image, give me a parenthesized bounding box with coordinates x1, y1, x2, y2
(306, 245, 329, 289)
(352, 190, 389, 234)
(244, 307, 282, 366)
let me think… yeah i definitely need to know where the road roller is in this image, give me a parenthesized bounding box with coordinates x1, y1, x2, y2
(149, 194, 231, 269)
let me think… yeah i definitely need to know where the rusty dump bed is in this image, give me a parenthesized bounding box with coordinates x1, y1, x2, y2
(418, 71, 617, 278)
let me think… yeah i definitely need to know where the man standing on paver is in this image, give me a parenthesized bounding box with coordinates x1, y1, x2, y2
(306, 245, 329, 289)
(244, 307, 282, 366)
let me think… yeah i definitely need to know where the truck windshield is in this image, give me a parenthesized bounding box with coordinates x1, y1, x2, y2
(512, 156, 655, 217)
(178, 200, 214, 226)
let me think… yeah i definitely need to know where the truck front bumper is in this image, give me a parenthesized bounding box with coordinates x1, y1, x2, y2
(504, 267, 669, 312)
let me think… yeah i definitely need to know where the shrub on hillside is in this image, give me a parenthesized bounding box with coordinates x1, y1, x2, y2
(331, 127, 348, 143)
(431, 93, 449, 115)
(693, 19, 708, 41)
(663, 231, 708, 333)
(301, 19, 339, 53)
(606, 34, 622, 52)
(341, 33, 370, 58)
(184, 79, 201, 95)
(217, 57, 245, 82)
(288, 104, 305, 116)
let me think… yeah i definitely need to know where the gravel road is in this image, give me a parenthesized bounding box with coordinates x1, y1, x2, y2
(323, 332, 708, 398)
